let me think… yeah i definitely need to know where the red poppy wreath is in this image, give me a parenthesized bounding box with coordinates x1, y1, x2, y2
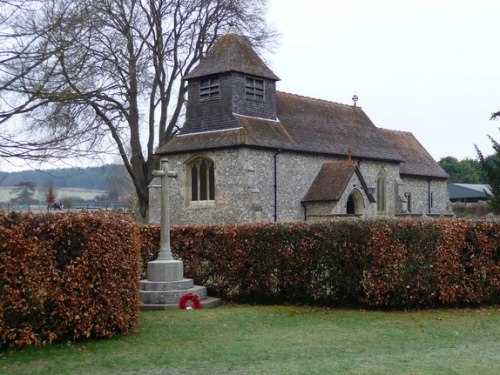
(178, 292, 202, 310)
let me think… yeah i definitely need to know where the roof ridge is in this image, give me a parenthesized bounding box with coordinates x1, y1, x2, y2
(277, 91, 357, 109)
(323, 161, 357, 166)
(176, 127, 242, 137)
(233, 113, 279, 122)
(379, 127, 413, 135)
(186, 33, 279, 81)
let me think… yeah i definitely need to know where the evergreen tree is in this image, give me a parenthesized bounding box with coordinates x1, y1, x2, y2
(438, 156, 485, 183)
(12, 180, 36, 204)
(476, 114, 500, 213)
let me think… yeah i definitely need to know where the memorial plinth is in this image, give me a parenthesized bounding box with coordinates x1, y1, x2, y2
(140, 159, 221, 310)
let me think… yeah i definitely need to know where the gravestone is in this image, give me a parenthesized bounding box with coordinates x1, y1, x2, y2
(140, 159, 221, 310)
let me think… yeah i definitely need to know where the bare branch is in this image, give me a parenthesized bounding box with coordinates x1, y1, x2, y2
(0, 0, 277, 220)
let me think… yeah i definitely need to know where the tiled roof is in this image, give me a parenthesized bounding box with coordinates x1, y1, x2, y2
(302, 162, 376, 203)
(185, 31, 279, 81)
(233, 115, 296, 149)
(162, 128, 244, 153)
(158, 92, 404, 163)
(159, 116, 295, 154)
(275, 92, 402, 161)
(378, 129, 449, 179)
(302, 162, 356, 202)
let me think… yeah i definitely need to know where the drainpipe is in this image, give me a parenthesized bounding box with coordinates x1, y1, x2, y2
(427, 179, 431, 215)
(274, 149, 281, 222)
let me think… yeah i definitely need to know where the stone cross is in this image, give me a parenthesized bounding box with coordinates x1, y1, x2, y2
(152, 158, 177, 261)
(140, 158, 220, 310)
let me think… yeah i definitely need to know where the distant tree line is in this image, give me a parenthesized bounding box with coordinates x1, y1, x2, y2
(438, 157, 485, 183)
(0, 164, 129, 190)
(0, 164, 132, 211)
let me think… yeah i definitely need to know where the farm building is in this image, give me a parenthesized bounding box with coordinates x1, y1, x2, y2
(448, 183, 491, 203)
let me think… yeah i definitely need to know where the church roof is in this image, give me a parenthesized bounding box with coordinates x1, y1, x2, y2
(184, 31, 279, 81)
(302, 162, 357, 202)
(378, 129, 449, 179)
(275, 92, 402, 162)
(302, 162, 376, 202)
(158, 92, 404, 163)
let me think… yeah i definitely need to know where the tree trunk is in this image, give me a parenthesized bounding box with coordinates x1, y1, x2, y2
(135, 181, 149, 223)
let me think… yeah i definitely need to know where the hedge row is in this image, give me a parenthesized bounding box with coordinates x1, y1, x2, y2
(141, 219, 500, 308)
(2, 216, 498, 347)
(0, 212, 141, 348)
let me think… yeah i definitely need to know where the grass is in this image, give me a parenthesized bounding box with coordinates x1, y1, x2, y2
(1, 305, 499, 375)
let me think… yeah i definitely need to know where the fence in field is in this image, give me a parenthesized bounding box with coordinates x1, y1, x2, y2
(0, 201, 130, 213)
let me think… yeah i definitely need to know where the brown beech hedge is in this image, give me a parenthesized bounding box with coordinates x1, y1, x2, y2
(2, 215, 499, 348)
(141, 219, 499, 308)
(0, 212, 140, 348)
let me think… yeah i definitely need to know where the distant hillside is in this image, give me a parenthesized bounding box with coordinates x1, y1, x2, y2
(0, 164, 129, 191)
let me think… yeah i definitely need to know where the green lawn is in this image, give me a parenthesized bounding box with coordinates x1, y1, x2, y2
(1, 305, 499, 375)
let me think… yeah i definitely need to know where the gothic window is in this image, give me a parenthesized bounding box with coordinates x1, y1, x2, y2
(245, 77, 265, 100)
(200, 77, 220, 100)
(376, 170, 386, 212)
(189, 158, 215, 201)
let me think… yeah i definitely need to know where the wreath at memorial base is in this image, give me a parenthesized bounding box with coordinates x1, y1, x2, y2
(178, 292, 202, 310)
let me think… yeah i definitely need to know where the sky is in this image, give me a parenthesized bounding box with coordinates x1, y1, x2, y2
(263, 0, 500, 161)
(1, 0, 499, 172)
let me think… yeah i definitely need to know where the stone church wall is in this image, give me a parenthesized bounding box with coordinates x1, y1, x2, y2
(357, 160, 400, 218)
(150, 149, 257, 225)
(148, 147, 439, 225)
(399, 176, 452, 216)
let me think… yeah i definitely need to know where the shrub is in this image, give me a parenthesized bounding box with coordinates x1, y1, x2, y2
(435, 220, 500, 305)
(362, 220, 442, 307)
(140, 221, 370, 305)
(140, 219, 499, 309)
(0, 212, 141, 348)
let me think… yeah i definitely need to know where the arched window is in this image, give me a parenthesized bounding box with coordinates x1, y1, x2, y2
(376, 169, 386, 212)
(189, 157, 215, 201)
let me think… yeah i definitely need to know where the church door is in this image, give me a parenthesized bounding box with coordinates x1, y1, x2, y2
(346, 195, 356, 214)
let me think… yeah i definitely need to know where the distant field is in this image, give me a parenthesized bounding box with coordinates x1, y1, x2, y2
(0, 186, 106, 203)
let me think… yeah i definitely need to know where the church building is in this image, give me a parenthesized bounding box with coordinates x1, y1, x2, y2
(149, 29, 452, 224)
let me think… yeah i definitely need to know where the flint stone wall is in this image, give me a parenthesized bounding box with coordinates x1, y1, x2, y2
(149, 148, 452, 224)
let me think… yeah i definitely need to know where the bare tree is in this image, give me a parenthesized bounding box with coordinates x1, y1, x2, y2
(0, 0, 276, 221)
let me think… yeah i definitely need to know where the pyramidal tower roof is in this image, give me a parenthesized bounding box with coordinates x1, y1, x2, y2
(185, 28, 279, 81)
